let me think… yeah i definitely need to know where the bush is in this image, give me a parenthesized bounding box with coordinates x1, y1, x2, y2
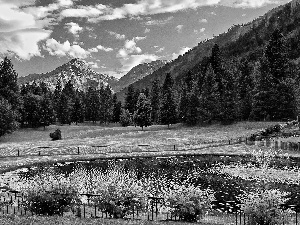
(119, 109, 132, 127)
(239, 189, 290, 225)
(50, 129, 62, 141)
(19, 169, 81, 216)
(163, 185, 215, 222)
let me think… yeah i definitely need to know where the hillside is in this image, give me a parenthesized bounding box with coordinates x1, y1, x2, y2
(116, 0, 300, 100)
(18, 59, 118, 91)
(113, 60, 167, 93)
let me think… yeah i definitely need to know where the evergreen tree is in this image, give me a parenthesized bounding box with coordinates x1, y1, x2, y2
(0, 97, 18, 137)
(237, 58, 253, 120)
(53, 79, 62, 116)
(112, 94, 122, 123)
(120, 108, 132, 127)
(133, 93, 152, 130)
(22, 94, 42, 127)
(160, 73, 177, 128)
(150, 79, 160, 123)
(125, 85, 135, 114)
(40, 93, 55, 129)
(57, 93, 72, 124)
(85, 86, 99, 123)
(102, 85, 113, 124)
(72, 93, 85, 125)
(0, 57, 20, 110)
(199, 64, 221, 123)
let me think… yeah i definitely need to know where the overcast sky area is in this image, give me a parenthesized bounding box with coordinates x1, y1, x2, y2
(0, 0, 291, 78)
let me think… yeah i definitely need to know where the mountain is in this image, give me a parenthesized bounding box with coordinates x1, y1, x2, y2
(18, 58, 118, 91)
(113, 60, 167, 93)
(116, 0, 300, 101)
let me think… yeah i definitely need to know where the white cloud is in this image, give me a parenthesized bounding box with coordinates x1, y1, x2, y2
(0, 1, 51, 60)
(119, 54, 158, 73)
(44, 38, 90, 59)
(194, 28, 206, 34)
(156, 47, 165, 53)
(144, 28, 150, 33)
(134, 36, 146, 41)
(97, 45, 113, 52)
(117, 38, 142, 58)
(65, 22, 83, 35)
(200, 18, 208, 23)
(176, 25, 183, 33)
(60, 4, 107, 18)
(88, 47, 98, 53)
(88, 61, 99, 68)
(172, 47, 191, 60)
(107, 31, 126, 40)
(145, 16, 174, 26)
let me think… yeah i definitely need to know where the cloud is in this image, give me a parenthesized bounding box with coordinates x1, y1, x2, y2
(145, 16, 174, 26)
(156, 47, 165, 53)
(200, 18, 208, 23)
(0, 1, 51, 59)
(118, 54, 158, 73)
(88, 47, 98, 53)
(194, 28, 206, 34)
(107, 31, 126, 40)
(144, 28, 150, 33)
(97, 45, 113, 52)
(44, 38, 90, 59)
(87, 61, 99, 68)
(172, 47, 191, 60)
(60, 4, 107, 18)
(117, 38, 142, 58)
(65, 22, 83, 35)
(176, 25, 183, 33)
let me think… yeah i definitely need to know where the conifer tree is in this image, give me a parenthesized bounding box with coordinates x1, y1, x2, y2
(125, 85, 135, 114)
(40, 93, 55, 129)
(72, 93, 85, 125)
(57, 93, 72, 124)
(85, 86, 99, 123)
(199, 64, 221, 123)
(0, 97, 18, 137)
(0, 57, 20, 110)
(112, 94, 122, 123)
(133, 93, 152, 130)
(102, 85, 113, 124)
(150, 79, 160, 123)
(120, 108, 132, 127)
(160, 73, 177, 128)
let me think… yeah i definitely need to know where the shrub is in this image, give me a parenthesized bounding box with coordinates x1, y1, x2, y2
(239, 189, 290, 225)
(119, 109, 132, 127)
(50, 129, 62, 141)
(19, 170, 81, 216)
(72, 166, 148, 218)
(163, 184, 215, 222)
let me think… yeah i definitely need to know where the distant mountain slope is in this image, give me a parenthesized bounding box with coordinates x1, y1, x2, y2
(18, 58, 118, 91)
(113, 60, 167, 93)
(116, 0, 300, 101)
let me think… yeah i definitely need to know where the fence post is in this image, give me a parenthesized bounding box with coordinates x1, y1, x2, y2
(38, 151, 40, 156)
(174, 145, 176, 151)
(17, 150, 19, 157)
(78, 147, 80, 155)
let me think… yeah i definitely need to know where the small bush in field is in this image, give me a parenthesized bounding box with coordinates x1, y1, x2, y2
(119, 109, 132, 127)
(50, 129, 62, 140)
(239, 189, 290, 225)
(20, 170, 80, 216)
(164, 184, 215, 222)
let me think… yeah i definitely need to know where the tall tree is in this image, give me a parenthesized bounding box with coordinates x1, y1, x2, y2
(72, 92, 85, 125)
(57, 93, 72, 124)
(0, 57, 20, 110)
(133, 93, 152, 130)
(150, 79, 160, 123)
(85, 86, 99, 123)
(160, 73, 177, 128)
(0, 97, 18, 137)
(125, 84, 135, 114)
(112, 94, 122, 123)
(40, 93, 55, 129)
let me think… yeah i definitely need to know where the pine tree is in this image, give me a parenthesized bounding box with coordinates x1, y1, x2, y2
(125, 85, 135, 114)
(22, 94, 42, 127)
(0, 97, 18, 137)
(120, 108, 132, 127)
(112, 94, 122, 123)
(57, 93, 72, 124)
(72, 93, 85, 125)
(160, 73, 177, 128)
(199, 64, 221, 123)
(133, 93, 152, 130)
(150, 79, 160, 123)
(53, 79, 62, 116)
(102, 85, 113, 124)
(0, 57, 20, 110)
(85, 86, 99, 123)
(40, 93, 55, 129)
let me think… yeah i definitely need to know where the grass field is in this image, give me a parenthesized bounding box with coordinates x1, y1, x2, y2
(0, 121, 282, 173)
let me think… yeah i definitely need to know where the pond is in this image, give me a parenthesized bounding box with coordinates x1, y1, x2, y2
(2, 153, 300, 212)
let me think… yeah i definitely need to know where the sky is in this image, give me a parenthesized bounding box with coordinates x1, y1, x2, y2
(0, 0, 291, 78)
